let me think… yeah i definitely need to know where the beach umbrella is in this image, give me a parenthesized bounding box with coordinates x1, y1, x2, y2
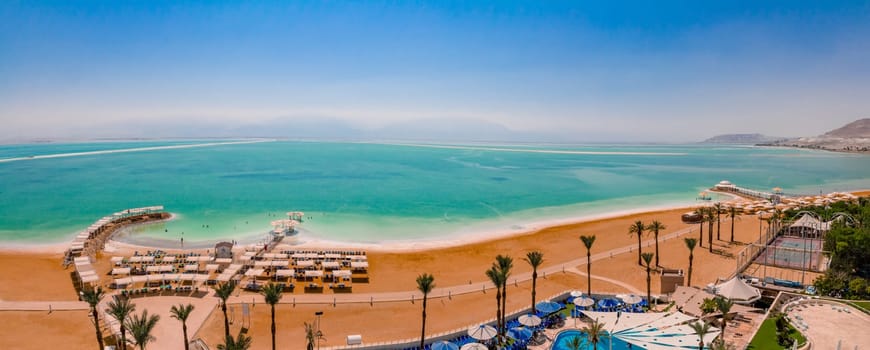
(570, 290, 584, 297)
(508, 326, 533, 341)
(431, 340, 459, 350)
(620, 294, 643, 305)
(535, 301, 561, 314)
(518, 314, 542, 327)
(460, 343, 488, 350)
(467, 324, 497, 341)
(573, 297, 595, 307)
(598, 298, 620, 308)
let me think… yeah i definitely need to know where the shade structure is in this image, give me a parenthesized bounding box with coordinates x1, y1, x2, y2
(459, 343, 487, 350)
(275, 269, 295, 278)
(110, 256, 124, 263)
(535, 301, 561, 314)
(332, 270, 352, 278)
(569, 290, 584, 297)
(244, 268, 265, 277)
(573, 297, 595, 307)
(162, 256, 177, 263)
(111, 267, 131, 276)
(205, 264, 220, 271)
(321, 261, 341, 269)
(304, 270, 324, 278)
(508, 327, 533, 341)
(713, 277, 761, 304)
(467, 324, 497, 341)
(620, 294, 643, 305)
(296, 260, 315, 268)
(184, 264, 199, 272)
(518, 314, 542, 327)
(430, 340, 459, 350)
(598, 298, 621, 308)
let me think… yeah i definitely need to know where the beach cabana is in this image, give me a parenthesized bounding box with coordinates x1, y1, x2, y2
(110, 256, 124, 264)
(111, 267, 131, 276)
(321, 261, 341, 270)
(296, 260, 315, 268)
(244, 269, 265, 277)
(162, 256, 177, 263)
(304, 270, 324, 278)
(713, 277, 761, 304)
(270, 260, 288, 267)
(184, 264, 199, 272)
(215, 258, 232, 264)
(275, 269, 295, 279)
(254, 260, 272, 267)
(205, 264, 220, 272)
(350, 261, 368, 271)
(332, 270, 352, 282)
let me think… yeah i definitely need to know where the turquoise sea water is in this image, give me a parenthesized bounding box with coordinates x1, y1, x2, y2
(0, 140, 868, 247)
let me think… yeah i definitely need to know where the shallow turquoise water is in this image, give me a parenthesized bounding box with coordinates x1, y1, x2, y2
(551, 330, 629, 350)
(0, 141, 868, 246)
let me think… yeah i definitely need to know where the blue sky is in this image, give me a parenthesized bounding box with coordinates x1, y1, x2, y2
(2, 1, 869, 142)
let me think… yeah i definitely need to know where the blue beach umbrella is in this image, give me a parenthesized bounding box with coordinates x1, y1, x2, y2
(431, 340, 459, 350)
(598, 298, 620, 308)
(535, 301, 561, 314)
(508, 326, 533, 341)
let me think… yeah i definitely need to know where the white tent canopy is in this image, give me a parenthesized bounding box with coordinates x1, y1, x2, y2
(275, 269, 295, 277)
(713, 277, 762, 304)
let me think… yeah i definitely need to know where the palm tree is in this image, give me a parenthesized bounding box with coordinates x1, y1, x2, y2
(580, 235, 596, 296)
(170, 303, 195, 350)
(261, 283, 283, 350)
(304, 322, 318, 350)
(125, 310, 160, 350)
(700, 298, 718, 315)
(524, 251, 544, 314)
(727, 205, 740, 242)
(713, 202, 723, 241)
(688, 320, 713, 350)
(217, 331, 253, 350)
(628, 220, 645, 265)
(641, 252, 654, 310)
(582, 318, 607, 349)
(496, 254, 513, 338)
(214, 281, 237, 339)
(80, 287, 105, 350)
(705, 208, 716, 253)
(694, 207, 706, 247)
(646, 220, 666, 267)
(105, 295, 136, 350)
(416, 273, 435, 350)
(567, 335, 583, 350)
(684, 238, 697, 287)
(485, 265, 504, 341)
(715, 297, 734, 341)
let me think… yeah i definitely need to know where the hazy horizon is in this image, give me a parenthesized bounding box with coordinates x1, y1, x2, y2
(2, 1, 870, 143)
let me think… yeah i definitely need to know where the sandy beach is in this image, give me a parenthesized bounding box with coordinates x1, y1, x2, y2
(0, 191, 866, 349)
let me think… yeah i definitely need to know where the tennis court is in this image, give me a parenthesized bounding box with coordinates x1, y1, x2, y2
(754, 236, 824, 271)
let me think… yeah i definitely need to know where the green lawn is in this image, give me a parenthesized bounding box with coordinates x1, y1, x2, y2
(851, 301, 870, 313)
(747, 317, 806, 350)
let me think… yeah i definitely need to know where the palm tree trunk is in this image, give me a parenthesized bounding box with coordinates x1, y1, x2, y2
(586, 252, 592, 296)
(646, 267, 652, 310)
(92, 309, 104, 350)
(495, 288, 501, 341)
(222, 303, 230, 339)
(531, 270, 537, 314)
(687, 253, 694, 287)
(636, 234, 642, 265)
(271, 304, 276, 350)
(730, 216, 735, 242)
(717, 214, 721, 240)
(501, 283, 507, 337)
(420, 295, 427, 350)
(720, 317, 726, 341)
(708, 221, 714, 253)
(182, 323, 189, 350)
(120, 326, 127, 350)
(699, 223, 704, 246)
(654, 232, 660, 266)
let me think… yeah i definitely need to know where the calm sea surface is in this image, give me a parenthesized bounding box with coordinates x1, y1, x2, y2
(1, 140, 868, 247)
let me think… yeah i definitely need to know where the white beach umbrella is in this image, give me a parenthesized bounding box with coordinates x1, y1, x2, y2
(460, 343, 487, 350)
(467, 324, 497, 341)
(573, 297, 595, 307)
(569, 290, 584, 297)
(518, 314, 542, 327)
(620, 294, 643, 305)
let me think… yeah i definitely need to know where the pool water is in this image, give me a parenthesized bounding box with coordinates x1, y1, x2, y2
(551, 330, 635, 350)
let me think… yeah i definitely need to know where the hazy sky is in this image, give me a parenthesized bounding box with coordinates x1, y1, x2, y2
(2, 1, 870, 142)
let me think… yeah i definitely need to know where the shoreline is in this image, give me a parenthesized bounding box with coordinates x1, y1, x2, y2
(1, 188, 864, 255)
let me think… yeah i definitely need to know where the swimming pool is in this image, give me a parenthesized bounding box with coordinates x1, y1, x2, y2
(550, 330, 635, 350)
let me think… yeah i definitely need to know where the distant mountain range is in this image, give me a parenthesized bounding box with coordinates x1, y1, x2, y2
(760, 118, 870, 153)
(701, 133, 785, 144)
